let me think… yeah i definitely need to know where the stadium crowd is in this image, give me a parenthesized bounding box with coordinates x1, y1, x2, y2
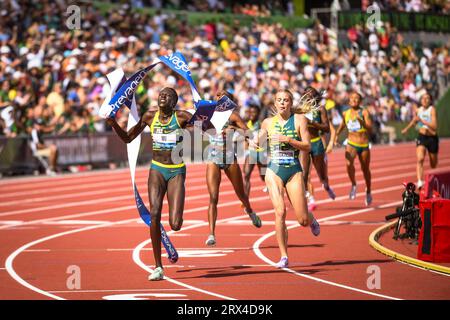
(0, 0, 448, 146)
(363, 0, 450, 13)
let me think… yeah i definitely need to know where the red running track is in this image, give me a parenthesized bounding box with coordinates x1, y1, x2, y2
(0, 141, 449, 300)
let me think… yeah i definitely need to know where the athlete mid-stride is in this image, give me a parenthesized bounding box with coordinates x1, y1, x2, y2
(253, 89, 320, 268)
(204, 90, 262, 247)
(107, 87, 192, 281)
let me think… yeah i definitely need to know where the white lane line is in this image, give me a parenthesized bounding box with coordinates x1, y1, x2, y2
(5, 218, 140, 300)
(48, 288, 191, 293)
(3, 181, 282, 300)
(0, 165, 220, 199)
(3, 170, 428, 300)
(0, 142, 421, 188)
(0, 179, 407, 233)
(252, 201, 404, 300)
(0, 174, 267, 218)
(2, 159, 445, 228)
(0, 174, 267, 225)
(2, 152, 445, 204)
(108, 247, 249, 251)
(0, 167, 213, 202)
(42, 220, 109, 225)
(0, 164, 207, 192)
(0, 221, 23, 225)
(132, 186, 406, 300)
(0, 168, 416, 232)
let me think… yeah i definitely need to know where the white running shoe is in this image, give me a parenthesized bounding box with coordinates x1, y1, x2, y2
(349, 185, 357, 200)
(46, 169, 57, 176)
(205, 234, 216, 246)
(417, 180, 424, 189)
(148, 267, 164, 281)
(276, 256, 289, 268)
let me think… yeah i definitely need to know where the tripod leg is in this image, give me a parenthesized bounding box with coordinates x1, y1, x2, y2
(393, 217, 403, 240)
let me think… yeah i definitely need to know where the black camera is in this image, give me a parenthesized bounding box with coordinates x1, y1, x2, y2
(385, 182, 421, 243)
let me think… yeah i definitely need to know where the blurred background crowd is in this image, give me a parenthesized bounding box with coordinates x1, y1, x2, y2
(0, 0, 448, 146)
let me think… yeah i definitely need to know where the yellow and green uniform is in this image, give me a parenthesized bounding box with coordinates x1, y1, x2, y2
(306, 110, 325, 157)
(150, 111, 185, 181)
(268, 114, 302, 186)
(344, 108, 369, 154)
(247, 119, 267, 165)
(207, 120, 236, 170)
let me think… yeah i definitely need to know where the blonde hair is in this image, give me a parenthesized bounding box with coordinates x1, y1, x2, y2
(271, 89, 322, 115)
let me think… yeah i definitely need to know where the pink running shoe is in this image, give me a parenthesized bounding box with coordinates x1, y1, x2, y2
(308, 202, 317, 211)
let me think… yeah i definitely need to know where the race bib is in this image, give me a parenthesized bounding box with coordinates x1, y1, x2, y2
(347, 119, 361, 132)
(153, 132, 177, 149)
(272, 150, 295, 165)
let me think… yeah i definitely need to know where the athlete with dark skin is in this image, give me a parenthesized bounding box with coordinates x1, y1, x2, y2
(205, 90, 262, 246)
(107, 87, 192, 281)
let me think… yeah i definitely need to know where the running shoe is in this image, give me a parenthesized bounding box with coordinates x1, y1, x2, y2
(365, 193, 373, 206)
(262, 187, 269, 193)
(205, 234, 216, 246)
(148, 267, 164, 281)
(417, 180, 424, 189)
(310, 218, 321, 236)
(324, 185, 336, 200)
(46, 169, 57, 176)
(276, 256, 289, 268)
(308, 201, 317, 212)
(245, 209, 262, 228)
(349, 185, 357, 200)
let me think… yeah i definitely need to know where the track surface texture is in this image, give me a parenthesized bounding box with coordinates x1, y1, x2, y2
(1, 141, 449, 300)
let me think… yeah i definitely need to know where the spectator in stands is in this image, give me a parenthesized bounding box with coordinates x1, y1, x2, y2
(0, 0, 446, 151)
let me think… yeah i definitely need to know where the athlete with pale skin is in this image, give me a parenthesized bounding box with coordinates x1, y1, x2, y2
(335, 91, 373, 206)
(107, 87, 192, 281)
(252, 89, 320, 268)
(401, 92, 439, 188)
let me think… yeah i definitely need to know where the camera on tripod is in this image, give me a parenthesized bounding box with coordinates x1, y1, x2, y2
(385, 182, 422, 243)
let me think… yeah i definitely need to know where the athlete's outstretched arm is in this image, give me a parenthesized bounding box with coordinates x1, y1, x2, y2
(106, 111, 154, 143)
(175, 110, 195, 129)
(326, 118, 336, 153)
(228, 111, 254, 141)
(334, 114, 346, 145)
(251, 118, 269, 149)
(401, 113, 419, 134)
(229, 111, 249, 131)
(309, 107, 330, 133)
